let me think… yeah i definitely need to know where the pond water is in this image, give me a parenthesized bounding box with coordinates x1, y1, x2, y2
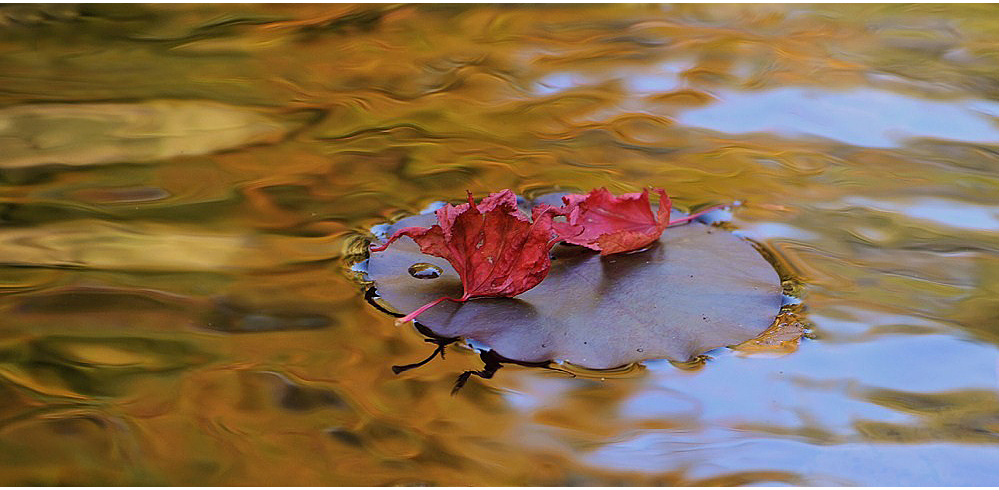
(3, 4, 999, 485)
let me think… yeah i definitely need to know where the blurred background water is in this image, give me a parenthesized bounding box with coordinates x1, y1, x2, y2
(3, 4, 999, 485)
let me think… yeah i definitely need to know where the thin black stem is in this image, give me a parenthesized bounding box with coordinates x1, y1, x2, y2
(392, 338, 451, 374)
(452, 352, 504, 394)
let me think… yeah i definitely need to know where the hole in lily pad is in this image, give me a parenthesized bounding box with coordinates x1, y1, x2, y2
(364, 193, 785, 372)
(408, 263, 443, 279)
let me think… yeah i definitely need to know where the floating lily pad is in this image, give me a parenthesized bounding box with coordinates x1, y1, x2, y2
(366, 195, 782, 370)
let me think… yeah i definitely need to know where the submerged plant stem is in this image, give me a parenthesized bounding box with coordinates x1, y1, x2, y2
(392, 338, 453, 374)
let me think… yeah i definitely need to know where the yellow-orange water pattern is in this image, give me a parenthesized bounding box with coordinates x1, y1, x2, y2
(3, 4, 999, 485)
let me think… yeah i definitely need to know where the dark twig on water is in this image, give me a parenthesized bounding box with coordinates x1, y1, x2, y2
(452, 352, 504, 394)
(392, 338, 453, 374)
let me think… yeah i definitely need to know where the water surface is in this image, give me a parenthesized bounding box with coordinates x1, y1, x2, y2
(2, 4, 999, 485)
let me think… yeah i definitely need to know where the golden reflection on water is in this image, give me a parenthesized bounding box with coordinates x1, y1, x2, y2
(3, 3, 999, 485)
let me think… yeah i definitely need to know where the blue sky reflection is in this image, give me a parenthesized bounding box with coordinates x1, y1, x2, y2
(678, 87, 999, 148)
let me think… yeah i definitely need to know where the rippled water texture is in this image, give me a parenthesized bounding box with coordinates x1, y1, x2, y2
(3, 4, 999, 485)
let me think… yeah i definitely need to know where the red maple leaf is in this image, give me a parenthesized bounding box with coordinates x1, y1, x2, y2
(370, 189, 560, 324)
(554, 187, 725, 255)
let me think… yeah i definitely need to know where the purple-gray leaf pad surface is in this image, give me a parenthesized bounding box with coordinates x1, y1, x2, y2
(366, 194, 782, 369)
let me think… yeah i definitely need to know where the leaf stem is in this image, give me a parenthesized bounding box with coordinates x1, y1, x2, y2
(370, 232, 403, 252)
(667, 204, 730, 227)
(370, 226, 425, 252)
(394, 296, 463, 326)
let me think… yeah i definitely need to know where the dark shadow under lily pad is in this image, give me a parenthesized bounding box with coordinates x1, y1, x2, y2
(366, 195, 782, 370)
